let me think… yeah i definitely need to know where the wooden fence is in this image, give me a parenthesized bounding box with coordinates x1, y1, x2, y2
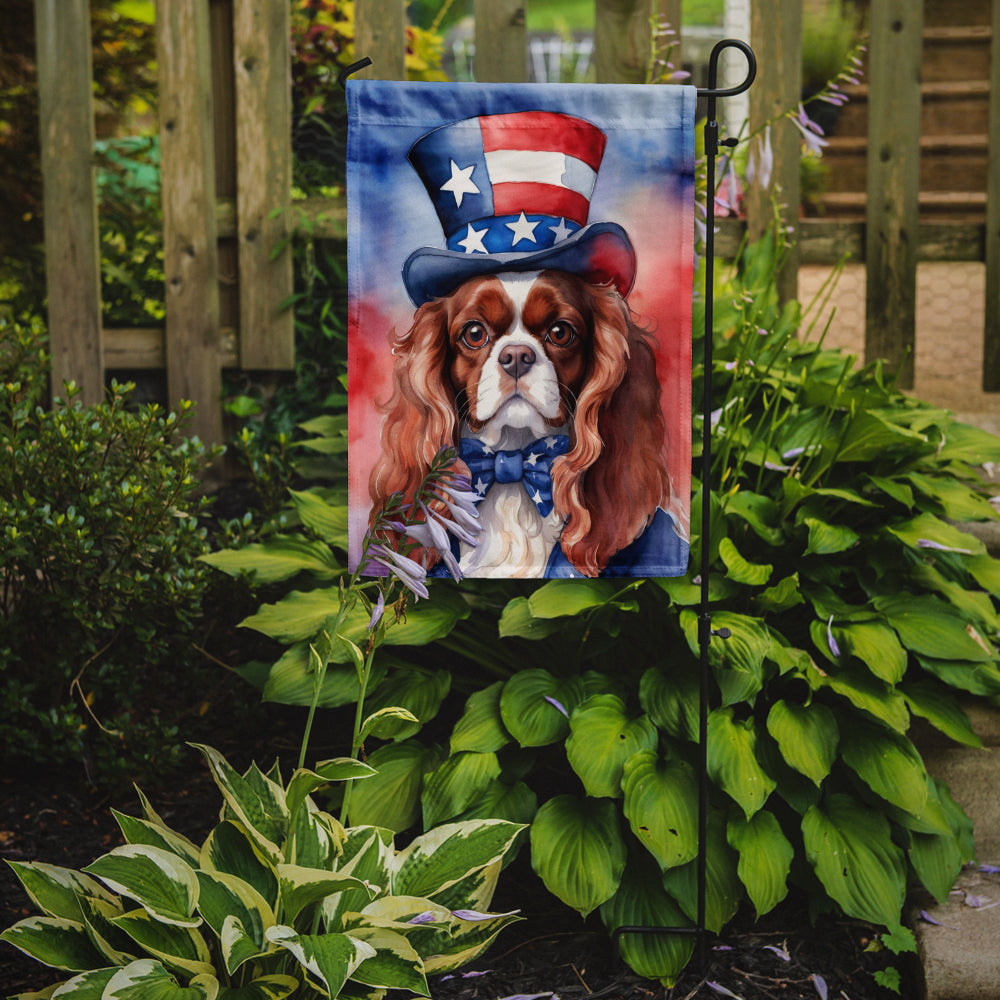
(33, 0, 1000, 445)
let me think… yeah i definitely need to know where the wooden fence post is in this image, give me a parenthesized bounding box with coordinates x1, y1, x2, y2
(983, 0, 1000, 390)
(474, 0, 527, 83)
(34, 0, 104, 405)
(746, 0, 801, 306)
(594, 0, 654, 84)
(864, 0, 923, 389)
(157, 0, 223, 445)
(233, 0, 294, 370)
(355, 0, 407, 80)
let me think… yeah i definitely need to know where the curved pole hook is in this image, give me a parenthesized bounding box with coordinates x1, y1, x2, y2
(337, 57, 373, 90)
(697, 38, 757, 99)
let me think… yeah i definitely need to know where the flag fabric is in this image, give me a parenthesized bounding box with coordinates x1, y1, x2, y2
(347, 80, 696, 579)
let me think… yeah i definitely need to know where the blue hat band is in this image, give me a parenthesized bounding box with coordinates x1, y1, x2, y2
(446, 214, 583, 256)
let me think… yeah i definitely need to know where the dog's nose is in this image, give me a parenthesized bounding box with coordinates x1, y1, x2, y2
(498, 344, 536, 380)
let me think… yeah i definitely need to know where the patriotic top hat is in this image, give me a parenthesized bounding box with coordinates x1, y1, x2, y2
(402, 111, 636, 306)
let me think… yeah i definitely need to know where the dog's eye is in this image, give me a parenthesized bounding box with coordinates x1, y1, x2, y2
(460, 322, 489, 349)
(545, 322, 577, 347)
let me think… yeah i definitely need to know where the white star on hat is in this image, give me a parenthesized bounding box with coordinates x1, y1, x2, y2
(549, 218, 573, 243)
(441, 160, 480, 208)
(506, 211, 539, 246)
(458, 224, 488, 254)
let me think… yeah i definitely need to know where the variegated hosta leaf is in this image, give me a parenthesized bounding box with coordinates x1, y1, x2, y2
(195, 871, 274, 974)
(599, 854, 694, 987)
(344, 926, 429, 995)
(323, 829, 393, 931)
(110, 908, 214, 978)
(391, 820, 524, 901)
(276, 865, 375, 925)
(765, 700, 838, 786)
(112, 810, 202, 868)
(265, 926, 376, 998)
(661, 810, 742, 934)
(45, 966, 118, 997)
(285, 760, 375, 824)
(727, 810, 793, 917)
(802, 793, 906, 926)
(421, 751, 502, 829)
(565, 695, 658, 799)
(422, 907, 522, 975)
(0, 916, 107, 971)
(706, 707, 776, 819)
(77, 894, 136, 966)
(200, 822, 278, 910)
(499, 669, 585, 747)
(450, 681, 511, 754)
(83, 846, 200, 928)
(191, 745, 287, 863)
(424, 859, 501, 916)
(529, 795, 626, 917)
(621, 751, 699, 871)
(4, 861, 118, 922)
(102, 958, 218, 999)
(214, 974, 300, 1000)
(288, 801, 344, 870)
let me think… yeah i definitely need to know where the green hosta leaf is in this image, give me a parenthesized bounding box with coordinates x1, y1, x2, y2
(599, 853, 694, 987)
(835, 410, 927, 463)
(497, 596, 564, 639)
(802, 793, 906, 926)
(288, 488, 349, 544)
(421, 751, 502, 828)
(216, 975, 299, 999)
(112, 812, 201, 868)
(886, 512, 985, 557)
(967, 553, 1000, 597)
(835, 621, 907, 684)
(265, 926, 375, 997)
(911, 562, 1000, 633)
(195, 871, 273, 974)
(0, 916, 107, 971)
(200, 822, 278, 910)
(839, 718, 929, 816)
(453, 779, 538, 827)
(621, 751, 699, 871)
(362, 667, 451, 740)
(499, 670, 584, 747)
(901, 680, 982, 748)
(909, 828, 965, 905)
(803, 517, 859, 556)
(527, 579, 621, 618)
(724, 490, 784, 546)
(450, 682, 511, 754)
(277, 865, 374, 925)
(4, 862, 118, 922)
(916, 655, 1000, 697)
(935, 421, 1000, 464)
(200, 535, 341, 583)
(718, 537, 772, 585)
(660, 810, 741, 933)
(810, 662, 910, 732)
(347, 740, 442, 832)
(530, 795, 626, 917)
(392, 820, 524, 901)
(359, 706, 421, 742)
(707, 707, 776, 818)
(875, 594, 995, 662)
(261, 643, 386, 709)
(346, 926, 428, 994)
(191, 746, 287, 863)
(285, 759, 376, 822)
(680, 610, 770, 706)
(639, 664, 699, 742)
(765, 700, 838, 786)
(906, 472, 998, 522)
(755, 573, 804, 614)
(566, 695, 658, 798)
(83, 846, 200, 928)
(865, 474, 914, 509)
(102, 959, 218, 999)
(111, 908, 214, 978)
(727, 811, 793, 918)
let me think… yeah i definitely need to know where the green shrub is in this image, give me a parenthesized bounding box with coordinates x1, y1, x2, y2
(0, 317, 221, 784)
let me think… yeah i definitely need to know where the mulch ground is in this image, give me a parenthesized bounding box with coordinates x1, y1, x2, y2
(1, 740, 914, 1000)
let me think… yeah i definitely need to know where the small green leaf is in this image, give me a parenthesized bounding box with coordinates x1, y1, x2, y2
(901, 680, 982, 748)
(530, 795, 626, 917)
(803, 517, 859, 556)
(765, 700, 838, 786)
(707, 707, 776, 818)
(421, 751, 502, 828)
(727, 811, 793, 917)
(346, 740, 441, 832)
(839, 718, 929, 817)
(527, 579, 620, 618)
(875, 594, 995, 662)
(499, 670, 583, 747)
(718, 537, 773, 585)
(200, 535, 341, 584)
(450, 682, 511, 754)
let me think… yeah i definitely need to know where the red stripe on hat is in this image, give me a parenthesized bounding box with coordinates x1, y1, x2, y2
(492, 183, 591, 226)
(480, 112, 606, 171)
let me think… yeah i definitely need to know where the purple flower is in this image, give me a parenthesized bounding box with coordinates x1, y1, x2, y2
(451, 908, 520, 921)
(812, 974, 828, 1000)
(747, 124, 774, 190)
(367, 591, 385, 630)
(791, 104, 828, 156)
(407, 911, 438, 925)
(827, 616, 841, 658)
(917, 538, 973, 555)
(367, 543, 429, 600)
(707, 983, 742, 999)
(544, 695, 569, 718)
(763, 944, 790, 961)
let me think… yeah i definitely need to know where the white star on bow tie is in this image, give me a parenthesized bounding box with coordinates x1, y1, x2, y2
(544, 436, 559, 449)
(506, 211, 539, 246)
(530, 489, 544, 506)
(525, 451, 541, 467)
(441, 160, 479, 208)
(458, 224, 488, 254)
(474, 476, 489, 496)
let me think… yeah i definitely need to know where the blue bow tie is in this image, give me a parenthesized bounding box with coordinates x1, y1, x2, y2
(459, 435, 570, 517)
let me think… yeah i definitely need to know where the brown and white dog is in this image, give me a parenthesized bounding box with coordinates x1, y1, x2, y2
(367, 269, 672, 578)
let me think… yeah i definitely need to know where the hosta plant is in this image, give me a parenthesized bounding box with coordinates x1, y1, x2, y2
(1, 743, 523, 999)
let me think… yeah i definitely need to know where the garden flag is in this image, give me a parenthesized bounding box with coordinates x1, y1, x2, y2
(347, 80, 696, 579)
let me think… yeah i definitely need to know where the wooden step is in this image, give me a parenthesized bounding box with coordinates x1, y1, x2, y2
(822, 134, 989, 193)
(813, 190, 987, 222)
(922, 25, 993, 83)
(922, 0, 991, 28)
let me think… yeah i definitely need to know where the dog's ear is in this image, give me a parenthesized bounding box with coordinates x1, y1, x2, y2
(368, 300, 459, 519)
(553, 288, 670, 576)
